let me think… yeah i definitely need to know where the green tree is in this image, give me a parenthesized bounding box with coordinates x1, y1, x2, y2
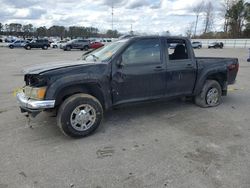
(48, 25, 66, 38)
(0, 23, 3, 33)
(22, 24, 34, 37)
(227, 0, 249, 37)
(9, 23, 22, 32)
(36, 26, 47, 37)
(106, 29, 119, 38)
(243, 2, 250, 37)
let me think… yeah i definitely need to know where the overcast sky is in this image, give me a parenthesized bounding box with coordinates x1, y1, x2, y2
(0, 0, 250, 35)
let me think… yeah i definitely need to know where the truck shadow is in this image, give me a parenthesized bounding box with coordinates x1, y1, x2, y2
(30, 95, 239, 139)
(33, 98, 193, 138)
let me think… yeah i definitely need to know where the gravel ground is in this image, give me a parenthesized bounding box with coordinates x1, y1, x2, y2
(0, 47, 250, 188)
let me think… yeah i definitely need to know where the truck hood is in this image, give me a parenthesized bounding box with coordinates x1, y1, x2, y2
(22, 60, 94, 74)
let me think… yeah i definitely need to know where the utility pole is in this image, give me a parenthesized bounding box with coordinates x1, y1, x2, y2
(111, 2, 114, 31)
(130, 24, 133, 35)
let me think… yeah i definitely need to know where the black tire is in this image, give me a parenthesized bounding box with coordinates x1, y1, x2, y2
(195, 80, 222, 108)
(42, 45, 48, 50)
(9, 45, 14, 49)
(57, 94, 103, 138)
(84, 45, 89, 51)
(26, 45, 31, 50)
(66, 46, 71, 51)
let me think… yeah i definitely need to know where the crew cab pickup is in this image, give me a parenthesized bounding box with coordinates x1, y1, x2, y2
(16, 36, 239, 138)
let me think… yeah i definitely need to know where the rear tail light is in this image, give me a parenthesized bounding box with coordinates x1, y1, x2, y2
(228, 63, 239, 71)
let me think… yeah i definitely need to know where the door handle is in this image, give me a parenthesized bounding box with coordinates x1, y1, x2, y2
(154, 66, 164, 71)
(186, 63, 193, 68)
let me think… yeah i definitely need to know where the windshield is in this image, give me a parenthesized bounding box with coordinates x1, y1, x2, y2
(68, 39, 77, 44)
(83, 39, 128, 62)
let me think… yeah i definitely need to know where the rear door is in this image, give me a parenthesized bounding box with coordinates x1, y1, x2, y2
(112, 38, 166, 104)
(72, 40, 79, 49)
(165, 39, 196, 96)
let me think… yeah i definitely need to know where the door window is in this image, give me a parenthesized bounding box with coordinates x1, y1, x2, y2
(167, 39, 189, 60)
(122, 39, 161, 65)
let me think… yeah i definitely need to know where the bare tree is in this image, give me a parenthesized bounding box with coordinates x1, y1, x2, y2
(185, 22, 195, 38)
(203, 1, 214, 33)
(193, 0, 205, 37)
(220, 0, 235, 32)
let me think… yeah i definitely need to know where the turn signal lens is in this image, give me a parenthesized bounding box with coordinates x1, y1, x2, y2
(37, 87, 47, 99)
(24, 86, 47, 100)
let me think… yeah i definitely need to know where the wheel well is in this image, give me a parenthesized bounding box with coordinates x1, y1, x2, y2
(206, 73, 227, 94)
(55, 84, 105, 108)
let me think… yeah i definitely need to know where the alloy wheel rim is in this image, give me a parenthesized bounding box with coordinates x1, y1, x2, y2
(206, 88, 219, 105)
(70, 104, 96, 131)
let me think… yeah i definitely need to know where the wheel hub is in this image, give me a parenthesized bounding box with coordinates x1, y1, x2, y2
(70, 104, 96, 131)
(206, 88, 219, 105)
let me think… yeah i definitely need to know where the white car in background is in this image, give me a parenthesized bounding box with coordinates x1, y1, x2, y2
(99, 38, 113, 45)
(191, 41, 202, 49)
(51, 40, 69, 48)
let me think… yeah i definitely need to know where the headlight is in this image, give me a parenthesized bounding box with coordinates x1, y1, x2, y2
(24, 86, 47, 100)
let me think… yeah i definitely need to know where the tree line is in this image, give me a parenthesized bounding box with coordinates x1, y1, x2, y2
(186, 0, 250, 38)
(0, 23, 120, 39)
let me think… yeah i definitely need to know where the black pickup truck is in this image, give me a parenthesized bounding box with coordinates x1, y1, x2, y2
(24, 39, 50, 50)
(16, 36, 239, 137)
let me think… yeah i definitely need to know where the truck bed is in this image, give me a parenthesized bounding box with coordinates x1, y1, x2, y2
(196, 57, 239, 85)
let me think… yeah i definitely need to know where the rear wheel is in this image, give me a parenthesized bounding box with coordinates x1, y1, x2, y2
(9, 45, 14, 49)
(84, 45, 89, 51)
(42, 45, 48, 50)
(26, 45, 31, 50)
(57, 94, 103, 138)
(195, 80, 222, 108)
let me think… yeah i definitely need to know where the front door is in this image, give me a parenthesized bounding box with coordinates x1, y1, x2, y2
(112, 38, 166, 105)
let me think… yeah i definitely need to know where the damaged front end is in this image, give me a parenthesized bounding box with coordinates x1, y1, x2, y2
(16, 74, 55, 117)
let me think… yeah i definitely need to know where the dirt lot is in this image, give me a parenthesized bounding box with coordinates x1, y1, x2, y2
(0, 47, 250, 188)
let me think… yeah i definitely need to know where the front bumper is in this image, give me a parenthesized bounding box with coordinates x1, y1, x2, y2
(16, 92, 55, 113)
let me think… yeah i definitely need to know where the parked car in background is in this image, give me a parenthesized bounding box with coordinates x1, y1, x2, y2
(9, 40, 28, 49)
(90, 41, 104, 49)
(50, 41, 59, 48)
(62, 39, 90, 51)
(0, 38, 3, 43)
(208, 42, 224, 49)
(51, 40, 69, 48)
(99, 39, 112, 45)
(192, 41, 202, 49)
(26, 38, 33, 42)
(5, 37, 16, 43)
(24, 39, 50, 50)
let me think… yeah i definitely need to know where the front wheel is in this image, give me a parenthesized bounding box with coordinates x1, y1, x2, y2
(57, 94, 103, 138)
(195, 80, 222, 108)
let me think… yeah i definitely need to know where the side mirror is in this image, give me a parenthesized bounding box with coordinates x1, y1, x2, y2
(116, 56, 124, 68)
